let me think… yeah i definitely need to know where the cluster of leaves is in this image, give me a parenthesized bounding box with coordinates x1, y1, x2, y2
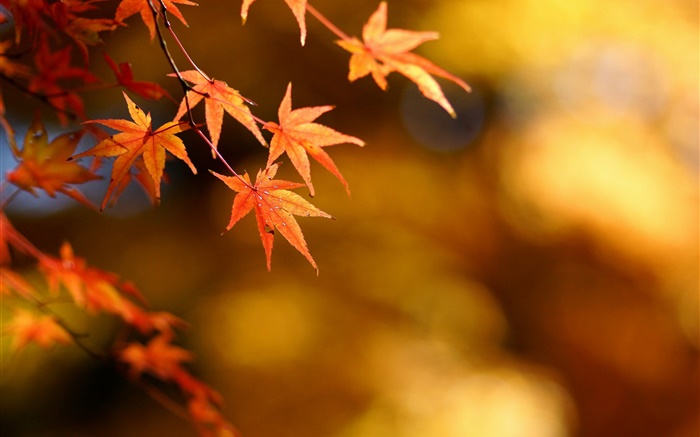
(1, 210, 236, 435)
(1, 0, 468, 434)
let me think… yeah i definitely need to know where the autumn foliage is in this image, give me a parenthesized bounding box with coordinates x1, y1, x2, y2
(0, 0, 468, 435)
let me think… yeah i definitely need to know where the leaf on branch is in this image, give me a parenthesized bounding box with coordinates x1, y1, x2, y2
(0, 40, 33, 79)
(6, 113, 101, 208)
(1, 0, 46, 43)
(39, 241, 180, 334)
(264, 83, 364, 197)
(211, 164, 332, 273)
(72, 92, 196, 209)
(104, 52, 172, 101)
(29, 38, 98, 124)
(4, 308, 72, 353)
(0, 268, 36, 299)
(336, 1, 471, 117)
(118, 332, 193, 380)
(48, 0, 117, 62)
(171, 70, 266, 151)
(241, 0, 308, 45)
(115, 0, 197, 41)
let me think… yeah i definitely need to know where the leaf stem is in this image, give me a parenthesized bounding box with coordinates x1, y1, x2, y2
(306, 3, 351, 41)
(165, 25, 211, 82)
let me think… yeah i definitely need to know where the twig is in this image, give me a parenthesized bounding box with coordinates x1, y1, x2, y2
(0, 73, 78, 120)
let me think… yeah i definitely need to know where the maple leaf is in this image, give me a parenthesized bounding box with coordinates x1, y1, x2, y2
(48, 0, 117, 62)
(0, 40, 33, 79)
(171, 70, 266, 150)
(28, 38, 98, 123)
(118, 332, 193, 380)
(211, 164, 332, 273)
(40, 242, 135, 307)
(38, 242, 178, 334)
(6, 113, 101, 208)
(241, 0, 307, 45)
(187, 394, 237, 437)
(71, 92, 196, 209)
(264, 83, 364, 197)
(110, 157, 168, 208)
(336, 1, 470, 117)
(115, 0, 197, 41)
(4, 308, 71, 353)
(0, 268, 36, 299)
(0, 0, 46, 43)
(104, 52, 172, 101)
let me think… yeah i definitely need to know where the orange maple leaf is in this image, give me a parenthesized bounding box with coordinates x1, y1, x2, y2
(4, 308, 71, 353)
(6, 113, 101, 208)
(337, 1, 470, 117)
(264, 83, 364, 197)
(115, 0, 197, 41)
(241, 0, 307, 45)
(71, 92, 196, 209)
(211, 164, 332, 273)
(0, 268, 36, 299)
(172, 70, 266, 150)
(118, 332, 193, 380)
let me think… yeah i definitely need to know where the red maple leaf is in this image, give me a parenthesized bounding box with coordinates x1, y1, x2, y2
(241, 0, 307, 45)
(115, 0, 197, 41)
(71, 92, 196, 209)
(48, 0, 117, 62)
(0, 40, 33, 79)
(1, 0, 49, 43)
(337, 1, 470, 117)
(264, 83, 364, 196)
(211, 164, 332, 273)
(172, 70, 266, 150)
(104, 52, 172, 101)
(29, 38, 98, 123)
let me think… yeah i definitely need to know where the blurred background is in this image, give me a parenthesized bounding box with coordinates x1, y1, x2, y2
(1, 0, 698, 436)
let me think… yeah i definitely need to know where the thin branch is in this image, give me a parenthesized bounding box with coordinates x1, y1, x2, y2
(138, 380, 193, 422)
(146, 0, 248, 181)
(41, 82, 120, 98)
(0, 73, 78, 121)
(0, 188, 21, 210)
